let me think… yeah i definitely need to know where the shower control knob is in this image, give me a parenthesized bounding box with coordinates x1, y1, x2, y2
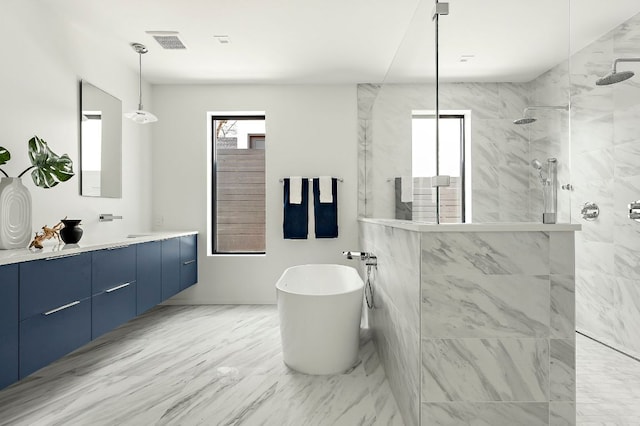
(561, 184, 573, 191)
(581, 202, 599, 220)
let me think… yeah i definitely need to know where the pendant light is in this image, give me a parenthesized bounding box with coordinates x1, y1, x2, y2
(124, 42, 158, 124)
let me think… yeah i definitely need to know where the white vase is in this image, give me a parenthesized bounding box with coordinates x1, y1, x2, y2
(0, 177, 32, 249)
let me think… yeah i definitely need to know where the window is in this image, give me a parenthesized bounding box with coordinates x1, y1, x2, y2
(412, 112, 470, 223)
(211, 114, 266, 254)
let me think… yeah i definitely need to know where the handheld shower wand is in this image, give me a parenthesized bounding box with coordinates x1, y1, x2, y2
(531, 159, 547, 184)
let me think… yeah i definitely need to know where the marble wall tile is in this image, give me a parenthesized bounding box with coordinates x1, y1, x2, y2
(421, 338, 549, 402)
(610, 276, 640, 359)
(441, 83, 500, 120)
(574, 238, 614, 275)
(357, 84, 380, 120)
(550, 339, 576, 401)
(421, 402, 548, 426)
(570, 31, 613, 81)
(421, 274, 550, 338)
(573, 147, 614, 184)
(613, 13, 640, 54)
(373, 227, 421, 327)
(498, 171, 530, 222)
(613, 222, 640, 280)
(575, 270, 617, 342)
(498, 82, 531, 119)
(551, 275, 576, 339)
(570, 113, 613, 154)
(550, 232, 575, 275)
(421, 232, 549, 276)
(550, 402, 576, 426)
(371, 287, 420, 426)
(361, 222, 420, 426)
(613, 104, 640, 145)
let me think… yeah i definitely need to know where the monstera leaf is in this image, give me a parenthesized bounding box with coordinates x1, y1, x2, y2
(0, 146, 9, 166)
(27, 136, 74, 188)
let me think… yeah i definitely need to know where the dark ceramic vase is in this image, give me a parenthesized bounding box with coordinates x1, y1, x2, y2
(60, 219, 83, 244)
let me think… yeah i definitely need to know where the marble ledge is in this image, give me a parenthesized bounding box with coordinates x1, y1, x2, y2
(359, 218, 581, 233)
(0, 231, 198, 266)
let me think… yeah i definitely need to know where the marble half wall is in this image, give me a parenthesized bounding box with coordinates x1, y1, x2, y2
(420, 230, 576, 425)
(359, 220, 577, 426)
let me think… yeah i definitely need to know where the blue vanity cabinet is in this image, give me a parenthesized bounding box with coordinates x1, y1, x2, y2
(91, 246, 137, 339)
(136, 241, 162, 314)
(161, 238, 180, 300)
(19, 253, 92, 378)
(179, 234, 198, 290)
(0, 264, 19, 388)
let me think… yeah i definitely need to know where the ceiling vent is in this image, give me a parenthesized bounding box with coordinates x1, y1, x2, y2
(152, 35, 186, 49)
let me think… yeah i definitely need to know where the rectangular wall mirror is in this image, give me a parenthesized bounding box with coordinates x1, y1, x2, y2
(79, 80, 122, 198)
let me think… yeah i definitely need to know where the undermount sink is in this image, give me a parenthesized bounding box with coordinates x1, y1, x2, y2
(126, 234, 153, 238)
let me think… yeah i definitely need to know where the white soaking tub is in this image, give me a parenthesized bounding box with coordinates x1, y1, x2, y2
(276, 264, 364, 375)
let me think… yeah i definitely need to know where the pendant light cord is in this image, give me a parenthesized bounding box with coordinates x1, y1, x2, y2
(138, 52, 143, 110)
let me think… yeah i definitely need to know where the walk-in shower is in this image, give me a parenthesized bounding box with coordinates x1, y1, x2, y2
(513, 105, 569, 125)
(596, 57, 640, 85)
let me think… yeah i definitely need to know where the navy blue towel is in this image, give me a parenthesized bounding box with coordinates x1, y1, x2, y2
(283, 178, 308, 239)
(313, 178, 338, 238)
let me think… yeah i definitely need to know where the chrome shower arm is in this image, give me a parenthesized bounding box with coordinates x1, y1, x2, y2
(612, 57, 640, 72)
(523, 105, 569, 114)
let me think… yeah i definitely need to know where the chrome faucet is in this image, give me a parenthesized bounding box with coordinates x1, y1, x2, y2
(342, 251, 377, 266)
(99, 214, 123, 222)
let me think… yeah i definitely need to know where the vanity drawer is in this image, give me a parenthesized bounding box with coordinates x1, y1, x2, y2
(136, 241, 162, 315)
(0, 326, 18, 388)
(19, 297, 91, 378)
(0, 264, 19, 388)
(180, 234, 198, 290)
(92, 245, 136, 294)
(19, 253, 91, 321)
(0, 264, 18, 331)
(161, 238, 180, 299)
(92, 280, 136, 339)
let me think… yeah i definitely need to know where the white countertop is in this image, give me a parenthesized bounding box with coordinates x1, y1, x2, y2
(0, 231, 198, 266)
(359, 218, 581, 232)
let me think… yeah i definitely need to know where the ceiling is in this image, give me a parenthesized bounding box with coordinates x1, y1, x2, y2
(40, 0, 640, 85)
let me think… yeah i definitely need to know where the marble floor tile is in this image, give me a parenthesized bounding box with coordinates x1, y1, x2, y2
(0, 305, 402, 426)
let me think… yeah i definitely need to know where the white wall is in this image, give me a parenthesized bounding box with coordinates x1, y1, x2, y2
(0, 1, 152, 242)
(152, 85, 358, 304)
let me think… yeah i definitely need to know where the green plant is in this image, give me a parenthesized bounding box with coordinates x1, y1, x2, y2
(0, 136, 74, 188)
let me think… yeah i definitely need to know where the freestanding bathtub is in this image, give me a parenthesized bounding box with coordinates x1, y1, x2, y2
(275, 264, 364, 375)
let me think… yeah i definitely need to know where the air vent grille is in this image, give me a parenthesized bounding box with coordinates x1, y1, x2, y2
(153, 35, 186, 49)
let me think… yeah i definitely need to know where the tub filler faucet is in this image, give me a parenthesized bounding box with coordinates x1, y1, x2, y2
(342, 251, 377, 266)
(343, 251, 377, 309)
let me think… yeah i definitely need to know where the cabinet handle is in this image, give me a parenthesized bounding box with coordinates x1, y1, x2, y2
(107, 245, 130, 251)
(183, 259, 196, 265)
(45, 253, 80, 261)
(43, 300, 80, 316)
(105, 281, 134, 293)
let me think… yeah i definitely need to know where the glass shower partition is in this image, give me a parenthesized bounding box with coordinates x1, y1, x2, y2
(359, 0, 573, 224)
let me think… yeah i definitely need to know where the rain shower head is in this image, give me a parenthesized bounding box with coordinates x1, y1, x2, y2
(596, 70, 635, 86)
(513, 105, 569, 125)
(514, 117, 537, 125)
(596, 58, 640, 86)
